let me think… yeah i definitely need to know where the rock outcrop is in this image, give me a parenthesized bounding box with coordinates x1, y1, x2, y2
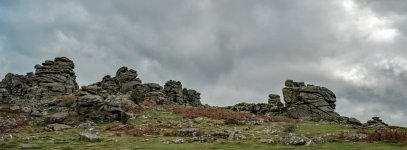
(363, 117, 388, 129)
(81, 67, 202, 107)
(163, 80, 202, 106)
(33, 57, 79, 100)
(228, 93, 283, 115)
(282, 80, 339, 120)
(0, 57, 79, 103)
(84, 66, 142, 96)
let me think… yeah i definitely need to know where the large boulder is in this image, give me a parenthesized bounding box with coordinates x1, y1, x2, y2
(183, 89, 202, 107)
(164, 80, 184, 104)
(33, 57, 79, 99)
(163, 80, 202, 106)
(228, 93, 282, 115)
(0, 73, 34, 101)
(0, 57, 79, 104)
(363, 117, 388, 129)
(282, 80, 340, 120)
(115, 67, 142, 94)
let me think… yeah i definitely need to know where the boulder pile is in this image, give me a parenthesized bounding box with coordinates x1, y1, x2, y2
(0, 57, 79, 104)
(81, 68, 202, 107)
(282, 80, 339, 120)
(363, 117, 389, 129)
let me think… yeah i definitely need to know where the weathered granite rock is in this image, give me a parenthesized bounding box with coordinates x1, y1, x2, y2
(268, 94, 282, 106)
(178, 128, 200, 137)
(363, 117, 388, 129)
(280, 133, 311, 146)
(77, 95, 103, 107)
(143, 83, 166, 104)
(0, 57, 79, 105)
(282, 80, 340, 120)
(44, 112, 69, 124)
(228, 93, 283, 115)
(33, 57, 79, 100)
(101, 95, 122, 113)
(116, 67, 142, 94)
(183, 89, 202, 107)
(164, 80, 184, 104)
(163, 80, 202, 106)
(229, 103, 276, 114)
(45, 123, 73, 131)
(79, 129, 101, 142)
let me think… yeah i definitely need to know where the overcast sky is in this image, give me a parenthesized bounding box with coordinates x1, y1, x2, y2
(1, 0, 407, 126)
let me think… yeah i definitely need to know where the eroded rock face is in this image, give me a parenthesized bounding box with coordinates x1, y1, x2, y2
(363, 117, 388, 129)
(115, 67, 142, 94)
(34, 57, 79, 99)
(228, 93, 283, 115)
(81, 68, 202, 107)
(229, 103, 280, 115)
(183, 89, 202, 107)
(0, 57, 79, 104)
(163, 80, 202, 106)
(282, 80, 339, 120)
(164, 80, 184, 104)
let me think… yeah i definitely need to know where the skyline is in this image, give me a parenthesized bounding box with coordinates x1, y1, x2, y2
(1, 0, 407, 126)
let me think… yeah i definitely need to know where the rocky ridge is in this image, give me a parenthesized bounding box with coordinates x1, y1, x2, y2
(0, 57, 388, 127)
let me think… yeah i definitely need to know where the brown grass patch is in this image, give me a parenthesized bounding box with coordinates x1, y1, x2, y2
(164, 105, 294, 123)
(105, 124, 161, 137)
(358, 129, 407, 143)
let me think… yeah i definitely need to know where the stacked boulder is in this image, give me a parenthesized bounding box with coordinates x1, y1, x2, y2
(363, 117, 388, 129)
(142, 83, 166, 104)
(76, 89, 124, 123)
(33, 57, 79, 100)
(228, 93, 283, 115)
(0, 57, 79, 103)
(83, 67, 142, 96)
(0, 73, 33, 102)
(163, 80, 184, 104)
(163, 80, 202, 106)
(81, 68, 202, 107)
(282, 80, 340, 120)
(115, 67, 142, 94)
(0, 81, 10, 103)
(268, 94, 284, 112)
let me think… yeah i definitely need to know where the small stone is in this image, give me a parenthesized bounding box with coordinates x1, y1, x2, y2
(30, 109, 44, 117)
(44, 112, 69, 123)
(19, 144, 41, 149)
(191, 137, 207, 143)
(10, 105, 20, 111)
(310, 136, 325, 144)
(79, 131, 101, 142)
(45, 124, 73, 131)
(280, 134, 311, 146)
(193, 117, 204, 124)
(344, 133, 368, 140)
(258, 139, 274, 144)
(77, 121, 96, 129)
(174, 138, 185, 144)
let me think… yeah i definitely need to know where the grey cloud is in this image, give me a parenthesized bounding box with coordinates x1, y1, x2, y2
(0, 0, 406, 126)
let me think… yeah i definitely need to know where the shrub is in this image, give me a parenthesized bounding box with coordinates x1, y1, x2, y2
(283, 122, 298, 133)
(360, 129, 407, 143)
(224, 119, 240, 125)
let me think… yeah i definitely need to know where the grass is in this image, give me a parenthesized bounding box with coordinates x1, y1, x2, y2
(0, 106, 406, 149)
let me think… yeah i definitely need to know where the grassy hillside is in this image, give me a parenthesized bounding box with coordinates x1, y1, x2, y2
(1, 104, 406, 150)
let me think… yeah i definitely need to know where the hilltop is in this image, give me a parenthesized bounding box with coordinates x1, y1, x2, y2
(0, 57, 406, 149)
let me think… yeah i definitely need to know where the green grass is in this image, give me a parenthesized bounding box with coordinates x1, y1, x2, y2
(1, 107, 406, 150)
(296, 122, 357, 136)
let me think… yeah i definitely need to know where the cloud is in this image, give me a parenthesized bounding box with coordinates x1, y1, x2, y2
(0, 0, 406, 126)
